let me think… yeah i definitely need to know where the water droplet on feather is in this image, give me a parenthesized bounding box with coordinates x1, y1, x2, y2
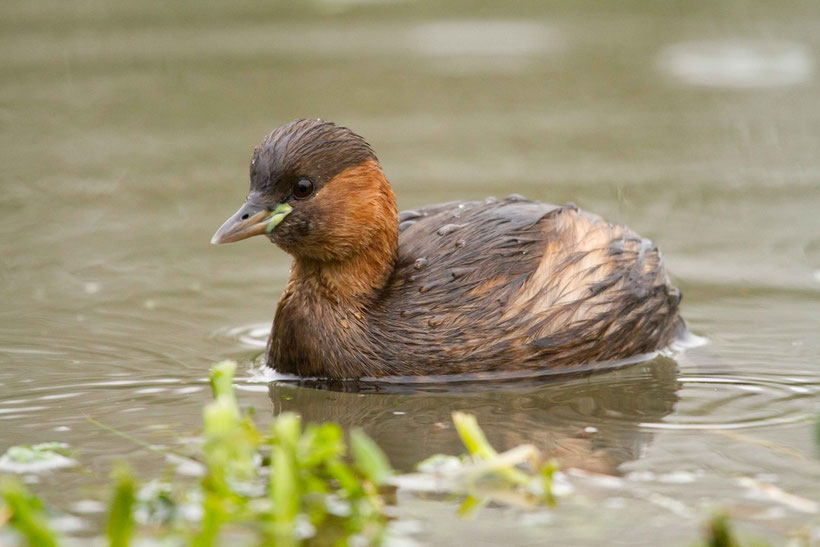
(437, 223, 466, 236)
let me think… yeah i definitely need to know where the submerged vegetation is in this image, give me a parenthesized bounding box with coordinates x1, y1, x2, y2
(0, 361, 777, 546)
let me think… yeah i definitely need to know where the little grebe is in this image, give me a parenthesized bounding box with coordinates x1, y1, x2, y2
(212, 119, 684, 379)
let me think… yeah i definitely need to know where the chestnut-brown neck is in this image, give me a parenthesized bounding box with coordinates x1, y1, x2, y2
(289, 161, 398, 304)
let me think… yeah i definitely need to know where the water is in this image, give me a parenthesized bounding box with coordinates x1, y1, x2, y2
(2, 0, 819, 544)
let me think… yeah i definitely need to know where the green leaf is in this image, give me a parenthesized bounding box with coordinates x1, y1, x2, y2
(704, 513, 741, 547)
(299, 423, 344, 468)
(350, 429, 393, 486)
(192, 491, 224, 547)
(209, 360, 238, 403)
(540, 459, 559, 506)
(271, 445, 299, 520)
(270, 445, 299, 547)
(452, 411, 497, 460)
(106, 464, 136, 547)
(451, 411, 530, 486)
(201, 364, 257, 489)
(457, 494, 486, 518)
(326, 458, 362, 496)
(0, 479, 59, 547)
(271, 412, 302, 452)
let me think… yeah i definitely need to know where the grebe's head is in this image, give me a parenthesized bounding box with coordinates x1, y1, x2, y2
(211, 119, 396, 262)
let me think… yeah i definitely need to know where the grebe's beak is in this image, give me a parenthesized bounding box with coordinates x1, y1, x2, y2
(210, 202, 292, 244)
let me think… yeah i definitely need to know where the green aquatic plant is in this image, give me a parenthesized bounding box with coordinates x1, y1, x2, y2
(0, 479, 60, 547)
(1, 361, 392, 546)
(202, 360, 259, 492)
(193, 360, 391, 545)
(703, 513, 741, 547)
(396, 410, 560, 512)
(0, 362, 571, 546)
(350, 428, 393, 486)
(452, 410, 533, 486)
(106, 466, 136, 547)
(0, 371, 800, 546)
(694, 513, 779, 547)
(0, 365, 560, 545)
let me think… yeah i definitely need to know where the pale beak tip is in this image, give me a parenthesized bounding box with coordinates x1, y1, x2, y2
(210, 233, 224, 245)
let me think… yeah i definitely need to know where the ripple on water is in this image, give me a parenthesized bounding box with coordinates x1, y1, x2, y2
(657, 40, 814, 88)
(202, 323, 815, 438)
(640, 373, 818, 431)
(211, 323, 270, 350)
(210, 323, 299, 382)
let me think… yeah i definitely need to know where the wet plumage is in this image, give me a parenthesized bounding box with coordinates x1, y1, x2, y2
(212, 119, 685, 379)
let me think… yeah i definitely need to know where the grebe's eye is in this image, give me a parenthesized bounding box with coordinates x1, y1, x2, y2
(293, 178, 314, 200)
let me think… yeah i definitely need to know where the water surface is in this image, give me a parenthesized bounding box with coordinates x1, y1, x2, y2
(1, 0, 819, 544)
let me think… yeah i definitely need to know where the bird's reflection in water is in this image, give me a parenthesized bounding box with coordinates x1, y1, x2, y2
(267, 356, 680, 473)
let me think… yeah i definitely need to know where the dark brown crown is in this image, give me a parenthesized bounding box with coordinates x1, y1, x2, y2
(249, 119, 377, 196)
